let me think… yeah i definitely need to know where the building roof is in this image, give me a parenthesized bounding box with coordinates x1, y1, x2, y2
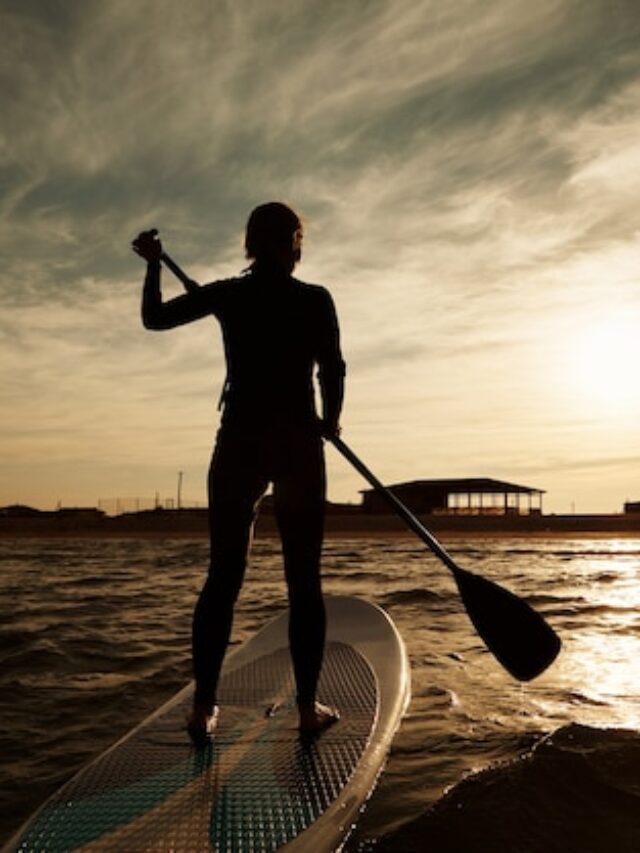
(361, 478, 545, 495)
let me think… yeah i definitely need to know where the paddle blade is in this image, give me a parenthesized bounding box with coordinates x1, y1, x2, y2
(453, 567, 561, 681)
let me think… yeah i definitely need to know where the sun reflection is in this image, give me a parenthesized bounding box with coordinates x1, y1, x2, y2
(560, 633, 640, 729)
(523, 542, 640, 731)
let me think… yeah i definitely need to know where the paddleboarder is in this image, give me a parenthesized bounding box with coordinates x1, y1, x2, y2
(133, 203, 346, 743)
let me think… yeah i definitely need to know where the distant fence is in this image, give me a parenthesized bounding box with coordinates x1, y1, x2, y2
(97, 498, 206, 516)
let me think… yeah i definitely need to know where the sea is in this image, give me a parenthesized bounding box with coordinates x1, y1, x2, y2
(1, 534, 639, 852)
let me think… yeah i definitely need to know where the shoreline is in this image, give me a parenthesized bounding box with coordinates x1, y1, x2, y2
(0, 528, 416, 540)
(2, 512, 640, 539)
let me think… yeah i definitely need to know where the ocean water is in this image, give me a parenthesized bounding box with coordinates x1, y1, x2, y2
(1, 535, 639, 852)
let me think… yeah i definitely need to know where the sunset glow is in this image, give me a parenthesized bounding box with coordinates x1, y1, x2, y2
(567, 310, 640, 410)
(2, 1, 640, 513)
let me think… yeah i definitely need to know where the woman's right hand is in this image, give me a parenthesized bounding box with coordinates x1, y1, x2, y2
(318, 418, 341, 440)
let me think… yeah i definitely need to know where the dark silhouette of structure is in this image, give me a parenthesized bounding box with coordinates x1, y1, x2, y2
(361, 478, 544, 516)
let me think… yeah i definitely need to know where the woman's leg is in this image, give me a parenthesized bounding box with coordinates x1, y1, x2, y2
(191, 430, 268, 727)
(274, 431, 338, 730)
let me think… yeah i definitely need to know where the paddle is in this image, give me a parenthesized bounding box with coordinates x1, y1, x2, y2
(329, 436, 561, 681)
(153, 244, 561, 680)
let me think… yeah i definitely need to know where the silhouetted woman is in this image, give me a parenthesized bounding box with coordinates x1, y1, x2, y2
(133, 203, 345, 743)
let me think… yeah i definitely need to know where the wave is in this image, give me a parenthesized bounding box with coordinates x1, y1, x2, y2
(380, 588, 445, 607)
(377, 724, 640, 853)
(2, 536, 639, 849)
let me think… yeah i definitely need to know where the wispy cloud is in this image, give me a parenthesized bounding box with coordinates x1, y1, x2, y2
(2, 0, 640, 509)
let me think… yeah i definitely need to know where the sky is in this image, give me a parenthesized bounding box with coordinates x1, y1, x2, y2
(2, 0, 640, 514)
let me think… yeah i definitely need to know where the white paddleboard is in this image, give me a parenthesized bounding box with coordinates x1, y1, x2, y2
(5, 595, 410, 852)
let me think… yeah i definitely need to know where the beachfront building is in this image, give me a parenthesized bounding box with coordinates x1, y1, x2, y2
(361, 478, 545, 516)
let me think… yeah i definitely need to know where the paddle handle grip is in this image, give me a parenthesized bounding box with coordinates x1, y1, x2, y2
(329, 436, 460, 575)
(160, 252, 200, 294)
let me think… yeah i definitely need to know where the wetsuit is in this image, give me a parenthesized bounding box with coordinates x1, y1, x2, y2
(142, 261, 345, 709)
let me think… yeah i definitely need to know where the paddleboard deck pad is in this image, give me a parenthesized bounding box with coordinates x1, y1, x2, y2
(6, 596, 410, 852)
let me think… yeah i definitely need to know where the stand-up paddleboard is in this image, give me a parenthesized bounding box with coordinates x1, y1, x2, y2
(5, 596, 410, 853)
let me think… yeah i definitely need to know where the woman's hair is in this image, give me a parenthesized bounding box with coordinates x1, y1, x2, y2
(245, 202, 302, 260)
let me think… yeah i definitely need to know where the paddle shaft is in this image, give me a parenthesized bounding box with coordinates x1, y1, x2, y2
(329, 436, 461, 576)
(160, 252, 200, 293)
(155, 254, 461, 580)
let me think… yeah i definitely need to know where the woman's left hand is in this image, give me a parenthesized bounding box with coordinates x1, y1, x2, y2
(132, 229, 162, 262)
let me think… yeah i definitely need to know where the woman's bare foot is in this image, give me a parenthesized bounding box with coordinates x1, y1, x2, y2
(187, 703, 219, 747)
(298, 701, 340, 733)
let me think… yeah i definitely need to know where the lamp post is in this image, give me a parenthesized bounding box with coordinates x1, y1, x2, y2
(177, 471, 183, 510)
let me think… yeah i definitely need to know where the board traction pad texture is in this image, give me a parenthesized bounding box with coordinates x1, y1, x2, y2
(14, 641, 378, 852)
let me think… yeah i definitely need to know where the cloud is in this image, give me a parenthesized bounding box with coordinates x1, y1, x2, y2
(2, 0, 640, 508)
